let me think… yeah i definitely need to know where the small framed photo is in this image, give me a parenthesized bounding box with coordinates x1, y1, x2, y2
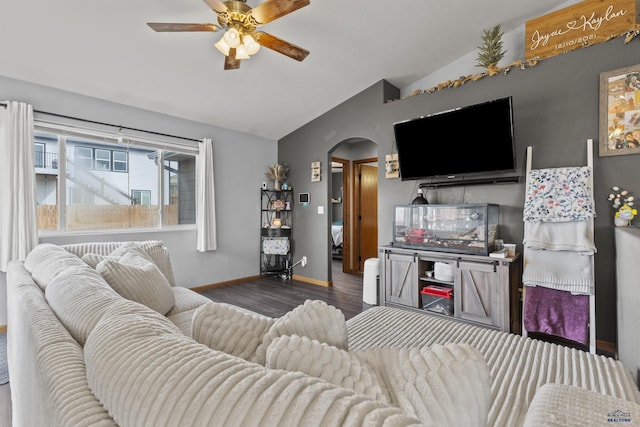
(311, 161, 321, 182)
(599, 64, 640, 157)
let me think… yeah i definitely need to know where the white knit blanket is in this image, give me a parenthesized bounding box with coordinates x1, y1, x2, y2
(522, 247, 594, 295)
(523, 219, 595, 254)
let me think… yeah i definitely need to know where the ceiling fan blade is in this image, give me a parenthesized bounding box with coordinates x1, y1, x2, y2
(254, 32, 309, 61)
(224, 48, 241, 70)
(202, 0, 229, 14)
(249, 0, 310, 25)
(147, 23, 219, 32)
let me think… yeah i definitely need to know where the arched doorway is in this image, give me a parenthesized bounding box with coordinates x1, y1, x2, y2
(329, 138, 378, 277)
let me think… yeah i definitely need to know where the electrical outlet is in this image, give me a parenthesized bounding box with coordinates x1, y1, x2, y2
(301, 256, 307, 267)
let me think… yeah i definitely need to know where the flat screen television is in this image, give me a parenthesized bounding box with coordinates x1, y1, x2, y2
(393, 96, 517, 185)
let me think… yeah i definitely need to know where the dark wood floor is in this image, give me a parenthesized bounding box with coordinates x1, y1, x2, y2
(199, 260, 372, 320)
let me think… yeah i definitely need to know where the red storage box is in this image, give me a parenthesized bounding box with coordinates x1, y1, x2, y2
(420, 285, 454, 316)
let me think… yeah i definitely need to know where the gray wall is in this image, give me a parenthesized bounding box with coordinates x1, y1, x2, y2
(279, 38, 640, 343)
(0, 75, 278, 325)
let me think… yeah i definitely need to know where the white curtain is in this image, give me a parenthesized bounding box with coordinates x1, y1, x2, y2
(196, 138, 217, 252)
(0, 101, 38, 271)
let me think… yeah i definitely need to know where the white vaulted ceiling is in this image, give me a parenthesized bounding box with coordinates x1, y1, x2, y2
(0, 0, 568, 139)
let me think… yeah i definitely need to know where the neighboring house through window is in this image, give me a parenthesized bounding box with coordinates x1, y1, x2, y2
(131, 190, 151, 205)
(113, 150, 128, 172)
(75, 146, 93, 169)
(34, 143, 45, 168)
(95, 148, 111, 170)
(34, 123, 197, 232)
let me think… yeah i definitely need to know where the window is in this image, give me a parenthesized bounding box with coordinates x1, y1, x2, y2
(73, 146, 127, 172)
(131, 190, 151, 205)
(113, 150, 128, 172)
(34, 123, 197, 232)
(34, 143, 45, 168)
(163, 153, 196, 226)
(95, 149, 111, 170)
(75, 146, 93, 169)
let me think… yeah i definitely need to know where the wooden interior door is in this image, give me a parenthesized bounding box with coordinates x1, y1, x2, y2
(357, 162, 378, 271)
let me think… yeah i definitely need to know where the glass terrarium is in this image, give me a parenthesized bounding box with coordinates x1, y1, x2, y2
(392, 204, 499, 255)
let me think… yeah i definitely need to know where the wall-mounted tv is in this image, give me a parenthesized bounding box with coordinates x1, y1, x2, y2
(393, 96, 517, 185)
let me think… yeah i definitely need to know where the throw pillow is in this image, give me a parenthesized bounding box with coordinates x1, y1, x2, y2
(96, 250, 175, 315)
(80, 243, 152, 268)
(81, 252, 115, 269)
(254, 299, 348, 365)
(266, 335, 490, 427)
(191, 299, 348, 366)
(81, 242, 176, 285)
(135, 240, 176, 286)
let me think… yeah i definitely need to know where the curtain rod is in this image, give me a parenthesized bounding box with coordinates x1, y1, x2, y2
(34, 109, 201, 143)
(3, 103, 200, 143)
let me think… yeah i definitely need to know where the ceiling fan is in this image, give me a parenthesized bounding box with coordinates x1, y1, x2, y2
(147, 0, 310, 70)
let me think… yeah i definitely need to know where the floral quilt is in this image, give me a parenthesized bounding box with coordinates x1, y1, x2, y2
(523, 166, 594, 222)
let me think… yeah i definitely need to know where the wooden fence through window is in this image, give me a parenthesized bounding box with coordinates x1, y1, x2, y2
(37, 204, 179, 230)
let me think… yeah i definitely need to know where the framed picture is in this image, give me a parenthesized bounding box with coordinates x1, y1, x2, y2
(599, 64, 640, 157)
(311, 161, 321, 182)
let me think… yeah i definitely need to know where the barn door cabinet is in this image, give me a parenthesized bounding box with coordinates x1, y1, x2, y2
(384, 251, 419, 307)
(379, 246, 522, 333)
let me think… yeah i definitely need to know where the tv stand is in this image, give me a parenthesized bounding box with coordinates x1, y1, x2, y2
(379, 245, 522, 333)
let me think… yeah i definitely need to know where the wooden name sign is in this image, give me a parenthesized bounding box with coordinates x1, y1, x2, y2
(525, 0, 639, 60)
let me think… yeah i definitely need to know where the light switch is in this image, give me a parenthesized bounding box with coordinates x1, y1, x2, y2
(317, 205, 324, 214)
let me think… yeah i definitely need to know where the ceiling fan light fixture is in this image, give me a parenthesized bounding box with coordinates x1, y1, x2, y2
(215, 37, 231, 56)
(243, 34, 260, 55)
(223, 28, 241, 48)
(235, 44, 250, 60)
(148, 0, 311, 70)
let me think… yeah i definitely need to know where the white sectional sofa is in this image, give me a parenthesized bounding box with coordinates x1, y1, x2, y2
(6, 241, 640, 426)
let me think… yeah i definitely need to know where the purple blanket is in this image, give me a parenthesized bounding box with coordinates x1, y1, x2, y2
(524, 285, 590, 345)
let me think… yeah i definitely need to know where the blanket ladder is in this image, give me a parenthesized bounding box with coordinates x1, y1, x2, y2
(522, 139, 596, 354)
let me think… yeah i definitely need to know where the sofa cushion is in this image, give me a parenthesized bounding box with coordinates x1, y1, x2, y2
(44, 265, 123, 345)
(96, 250, 175, 315)
(355, 341, 490, 427)
(191, 303, 275, 361)
(24, 243, 88, 291)
(267, 335, 387, 402)
(267, 335, 490, 427)
(166, 286, 213, 317)
(84, 305, 422, 427)
(167, 307, 200, 336)
(192, 299, 348, 365)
